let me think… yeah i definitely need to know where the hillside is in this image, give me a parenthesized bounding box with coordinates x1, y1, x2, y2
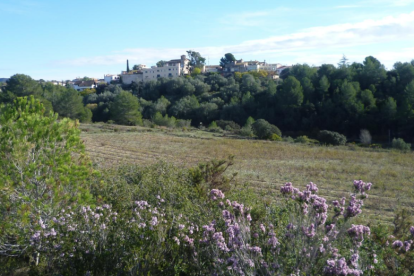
(81, 123, 414, 225)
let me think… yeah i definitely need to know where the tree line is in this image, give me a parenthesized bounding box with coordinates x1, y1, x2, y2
(1, 55, 414, 142)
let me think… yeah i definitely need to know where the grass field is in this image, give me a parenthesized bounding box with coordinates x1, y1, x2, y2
(80, 123, 414, 225)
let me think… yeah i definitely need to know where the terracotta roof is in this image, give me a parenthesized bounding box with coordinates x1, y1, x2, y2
(74, 80, 96, 87)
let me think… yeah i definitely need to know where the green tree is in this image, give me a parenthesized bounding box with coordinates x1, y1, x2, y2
(5, 74, 42, 98)
(53, 88, 92, 122)
(156, 60, 167, 67)
(252, 119, 281, 139)
(110, 91, 143, 125)
(220, 53, 236, 67)
(338, 55, 349, 68)
(280, 76, 304, 106)
(187, 50, 206, 68)
(0, 96, 95, 256)
(191, 67, 202, 76)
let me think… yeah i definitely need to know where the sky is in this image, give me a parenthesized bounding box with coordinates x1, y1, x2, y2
(0, 0, 414, 80)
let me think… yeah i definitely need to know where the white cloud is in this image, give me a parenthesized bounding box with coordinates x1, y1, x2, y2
(57, 11, 414, 68)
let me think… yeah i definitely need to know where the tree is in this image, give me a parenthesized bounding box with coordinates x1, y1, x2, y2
(53, 88, 92, 122)
(5, 74, 42, 98)
(187, 50, 206, 68)
(220, 53, 236, 67)
(280, 76, 304, 106)
(338, 55, 349, 68)
(252, 119, 281, 139)
(157, 60, 167, 68)
(0, 96, 95, 257)
(191, 67, 202, 76)
(110, 91, 142, 125)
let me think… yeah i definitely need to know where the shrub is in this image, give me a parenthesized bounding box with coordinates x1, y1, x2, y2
(239, 125, 254, 137)
(252, 119, 282, 139)
(176, 119, 191, 128)
(392, 138, 411, 151)
(318, 130, 347, 145)
(270, 133, 282, 141)
(283, 136, 295, 143)
(208, 120, 218, 129)
(360, 129, 372, 145)
(216, 120, 241, 130)
(295, 135, 311, 143)
(153, 112, 176, 128)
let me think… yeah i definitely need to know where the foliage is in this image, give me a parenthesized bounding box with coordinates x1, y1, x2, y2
(156, 60, 167, 67)
(220, 53, 236, 67)
(187, 50, 206, 68)
(318, 130, 347, 146)
(110, 91, 142, 125)
(152, 111, 177, 128)
(252, 119, 282, 139)
(216, 120, 241, 131)
(0, 96, 95, 258)
(270, 133, 282, 141)
(391, 138, 411, 151)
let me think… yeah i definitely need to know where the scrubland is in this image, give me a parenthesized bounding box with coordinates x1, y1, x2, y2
(81, 123, 414, 225)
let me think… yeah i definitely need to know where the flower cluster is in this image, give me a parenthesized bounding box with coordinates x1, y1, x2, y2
(323, 257, 363, 276)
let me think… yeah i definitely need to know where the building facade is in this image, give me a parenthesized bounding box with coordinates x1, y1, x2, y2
(104, 74, 120, 84)
(120, 55, 190, 84)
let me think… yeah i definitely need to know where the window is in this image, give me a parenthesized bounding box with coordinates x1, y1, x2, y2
(169, 68, 171, 71)
(157, 74, 160, 78)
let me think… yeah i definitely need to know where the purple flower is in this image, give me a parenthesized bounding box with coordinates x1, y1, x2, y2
(302, 224, 316, 238)
(249, 246, 262, 256)
(392, 240, 403, 248)
(348, 225, 370, 247)
(210, 189, 225, 200)
(268, 235, 279, 249)
(150, 216, 158, 226)
(135, 200, 149, 209)
(344, 195, 363, 218)
(410, 226, 414, 238)
(173, 236, 180, 245)
(306, 182, 319, 193)
(404, 240, 412, 251)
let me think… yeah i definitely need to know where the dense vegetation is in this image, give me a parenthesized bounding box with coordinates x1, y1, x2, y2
(2, 56, 414, 145)
(1, 97, 414, 275)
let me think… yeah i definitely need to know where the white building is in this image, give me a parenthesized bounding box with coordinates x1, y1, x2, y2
(121, 55, 191, 84)
(203, 65, 222, 73)
(71, 80, 97, 91)
(104, 74, 120, 84)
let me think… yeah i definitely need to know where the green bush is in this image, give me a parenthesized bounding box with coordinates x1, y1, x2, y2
(252, 119, 282, 139)
(392, 138, 411, 151)
(216, 120, 241, 130)
(239, 125, 254, 137)
(295, 135, 310, 143)
(270, 133, 282, 141)
(318, 130, 347, 145)
(153, 112, 176, 128)
(283, 136, 295, 143)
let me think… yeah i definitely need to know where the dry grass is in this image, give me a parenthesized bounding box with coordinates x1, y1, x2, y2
(81, 123, 414, 224)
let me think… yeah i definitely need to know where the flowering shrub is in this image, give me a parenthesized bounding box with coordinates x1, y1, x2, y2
(3, 174, 414, 275)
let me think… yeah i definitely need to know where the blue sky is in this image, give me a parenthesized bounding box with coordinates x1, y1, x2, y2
(1, 0, 414, 80)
